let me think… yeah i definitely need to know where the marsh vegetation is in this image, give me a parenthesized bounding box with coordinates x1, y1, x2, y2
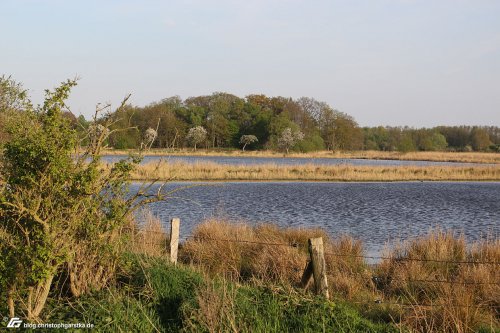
(1, 77, 498, 332)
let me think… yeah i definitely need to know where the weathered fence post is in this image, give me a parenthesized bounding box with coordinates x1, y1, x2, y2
(300, 261, 313, 289)
(308, 237, 329, 299)
(170, 218, 180, 264)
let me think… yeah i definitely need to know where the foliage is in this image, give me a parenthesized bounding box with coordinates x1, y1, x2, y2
(296, 132, 325, 152)
(470, 127, 492, 151)
(0, 79, 162, 320)
(0, 75, 30, 113)
(0, 76, 31, 145)
(1, 80, 82, 320)
(186, 126, 207, 150)
(239, 134, 258, 151)
(278, 127, 304, 154)
(75, 90, 500, 152)
(364, 126, 499, 152)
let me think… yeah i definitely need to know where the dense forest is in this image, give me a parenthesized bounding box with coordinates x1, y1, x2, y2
(2, 76, 499, 152)
(67, 92, 499, 152)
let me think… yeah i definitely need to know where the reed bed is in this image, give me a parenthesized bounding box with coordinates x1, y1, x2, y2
(177, 220, 500, 332)
(102, 148, 500, 164)
(126, 160, 500, 181)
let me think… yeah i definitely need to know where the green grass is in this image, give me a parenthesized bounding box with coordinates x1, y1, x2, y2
(218, 286, 397, 333)
(40, 255, 397, 332)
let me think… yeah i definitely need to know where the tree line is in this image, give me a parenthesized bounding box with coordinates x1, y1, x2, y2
(68, 92, 498, 152)
(2, 76, 499, 152)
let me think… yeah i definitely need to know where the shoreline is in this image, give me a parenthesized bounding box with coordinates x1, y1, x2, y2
(129, 178, 500, 183)
(100, 149, 500, 164)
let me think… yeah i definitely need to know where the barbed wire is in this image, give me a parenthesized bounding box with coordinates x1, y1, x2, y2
(371, 276, 500, 286)
(126, 228, 499, 309)
(350, 300, 498, 310)
(322, 251, 500, 265)
(122, 228, 500, 266)
(188, 235, 301, 248)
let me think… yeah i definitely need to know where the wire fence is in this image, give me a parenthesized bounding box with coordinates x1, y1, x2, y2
(126, 227, 500, 266)
(125, 226, 500, 310)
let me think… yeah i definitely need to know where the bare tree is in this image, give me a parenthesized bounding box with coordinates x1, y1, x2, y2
(239, 134, 258, 151)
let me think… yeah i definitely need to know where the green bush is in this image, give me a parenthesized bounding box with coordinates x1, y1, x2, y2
(295, 133, 325, 152)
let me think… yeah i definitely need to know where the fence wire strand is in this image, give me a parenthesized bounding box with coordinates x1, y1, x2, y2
(125, 228, 500, 265)
(125, 227, 500, 307)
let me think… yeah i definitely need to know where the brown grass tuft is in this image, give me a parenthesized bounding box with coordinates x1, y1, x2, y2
(134, 216, 498, 332)
(324, 236, 372, 299)
(130, 210, 168, 257)
(376, 229, 500, 332)
(184, 278, 239, 333)
(179, 219, 371, 298)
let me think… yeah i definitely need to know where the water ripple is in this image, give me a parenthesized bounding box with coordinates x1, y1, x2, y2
(139, 182, 500, 256)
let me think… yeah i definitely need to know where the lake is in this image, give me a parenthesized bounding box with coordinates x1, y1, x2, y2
(105, 155, 487, 167)
(135, 181, 500, 258)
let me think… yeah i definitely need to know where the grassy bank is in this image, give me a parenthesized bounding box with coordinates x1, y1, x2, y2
(164, 218, 500, 332)
(125, 161, 500, 181)
(101, 148, 500, 164)
(2, 216, 498, 332)
(41, 257, 395, 333)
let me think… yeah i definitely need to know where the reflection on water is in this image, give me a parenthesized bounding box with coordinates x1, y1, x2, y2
(135, 182, 500, 257)
(104, 155, 487, 167)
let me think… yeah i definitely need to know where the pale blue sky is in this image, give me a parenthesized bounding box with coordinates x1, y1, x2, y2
(1, 0, 499, 126)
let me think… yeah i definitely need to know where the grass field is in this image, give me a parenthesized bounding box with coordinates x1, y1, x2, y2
(123, 160, 500, 181)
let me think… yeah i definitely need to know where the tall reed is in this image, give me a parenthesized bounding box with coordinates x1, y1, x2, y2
(126, 160, 500, 181)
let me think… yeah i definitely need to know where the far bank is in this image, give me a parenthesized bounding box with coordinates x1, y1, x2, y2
(101, 149, 500, 164)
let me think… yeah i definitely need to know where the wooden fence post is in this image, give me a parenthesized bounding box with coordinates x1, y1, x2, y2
(300, 261, 313, 290)
(308, 237, 329, 299)
(170, 218, 180, 264)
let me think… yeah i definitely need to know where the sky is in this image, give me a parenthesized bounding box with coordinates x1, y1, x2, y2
(1, 0, 499, 127)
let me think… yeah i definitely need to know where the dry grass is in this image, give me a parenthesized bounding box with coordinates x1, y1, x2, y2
(184, 278, 239, 333)
(129, 210, 168, 257)
(177, 220, 499, 332)
(126, 214, 499, 331)
(179, 219, 372, 299)
(125, 160, 500, 181)
(102, 148, 500, 164)
(376, 230, 500, 332)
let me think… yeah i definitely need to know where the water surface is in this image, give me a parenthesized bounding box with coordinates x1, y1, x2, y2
(105, 155, 487, 167)
(136, 182, 500, 257)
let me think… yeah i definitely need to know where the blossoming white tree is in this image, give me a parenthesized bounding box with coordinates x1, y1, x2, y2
(186, 126, 207, 150)
(278, 128, 304, 154)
